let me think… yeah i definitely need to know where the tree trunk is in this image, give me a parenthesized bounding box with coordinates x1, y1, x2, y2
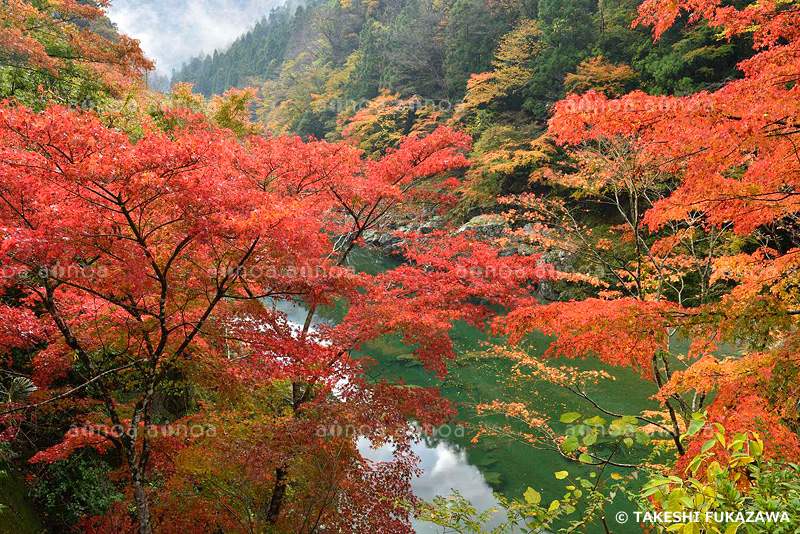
(132, 473, 154, 534)
(266, 467, 288, 525)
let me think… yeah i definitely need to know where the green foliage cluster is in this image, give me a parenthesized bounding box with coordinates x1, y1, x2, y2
(639, 428, 800, 534)
(29, 454, 124, 529)
(0, 62, 112, 111)
(420, 416, 800, 534)
(0, 7, 145, 111)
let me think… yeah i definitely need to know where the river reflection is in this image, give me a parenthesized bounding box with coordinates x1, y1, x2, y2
(271, 297, 506, 532)
(359, 438, 505, 533)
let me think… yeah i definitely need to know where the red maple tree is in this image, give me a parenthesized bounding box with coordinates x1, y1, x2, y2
(0, 102, 546, 533)
(502, 0, 800, 467)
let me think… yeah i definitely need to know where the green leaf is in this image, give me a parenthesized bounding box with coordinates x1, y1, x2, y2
(583, 433, 597, 446)
(563, 436, 579, 453)
(560, 412, 582, 424)
(609, 420, 624, 436)
(687, 419, 705, 436)
(578, 453, 592, 463)
(584, 415, 606, 427)
(524, 487, 541, 505)
(750, 438, 763, 458)
(701, 439, 716, 454)
(623, 437, 634, 447)
(572, 424, 589, 437)
(642, 477, 672, 490)
(555, 471, 569, 480)
(640, 486, 665, 498)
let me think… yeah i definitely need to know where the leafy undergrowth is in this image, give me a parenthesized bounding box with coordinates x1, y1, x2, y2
(0, 461, 44, 534)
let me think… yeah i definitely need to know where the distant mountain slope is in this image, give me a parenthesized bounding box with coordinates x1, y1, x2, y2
(108, 0, 286, 74)
(172, 0, 306, 96)
(173, 0, 510, 112)
(172, 0, 751, 140)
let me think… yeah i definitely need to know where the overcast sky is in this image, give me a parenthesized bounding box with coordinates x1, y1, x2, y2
(108, 0, 284, 75)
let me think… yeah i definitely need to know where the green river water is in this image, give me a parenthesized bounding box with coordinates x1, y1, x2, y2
(309, 248, 659, 533)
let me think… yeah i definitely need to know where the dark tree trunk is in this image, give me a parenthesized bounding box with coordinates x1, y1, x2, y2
(266, 467, 288, 525)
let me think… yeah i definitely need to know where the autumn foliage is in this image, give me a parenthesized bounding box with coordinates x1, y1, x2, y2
(0, 98, 546, 533)
(500, 0, 800, 468)
(4, 0, 800, 531)
(0, 0, 152, 93)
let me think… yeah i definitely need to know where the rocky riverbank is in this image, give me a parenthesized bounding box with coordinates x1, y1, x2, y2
(359, 213, 574, 301)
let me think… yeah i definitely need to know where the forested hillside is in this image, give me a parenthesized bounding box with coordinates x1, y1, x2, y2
(172, 0, 755, 215)
(174, 0, 751, 137)
(172, 0, 304, 96)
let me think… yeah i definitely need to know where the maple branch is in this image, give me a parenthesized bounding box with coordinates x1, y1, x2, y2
(0, 363, 137, 416)
(41, 282, 128, 443)
(569, 386, 677, 438)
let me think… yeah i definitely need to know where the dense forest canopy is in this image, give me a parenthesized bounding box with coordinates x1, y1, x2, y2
(1, 1, 800, 534)
(174, 0, 751, 137)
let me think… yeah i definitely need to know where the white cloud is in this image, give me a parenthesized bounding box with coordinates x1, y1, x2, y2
(107, 0, 284, 74)
(358, 438, 507, 533)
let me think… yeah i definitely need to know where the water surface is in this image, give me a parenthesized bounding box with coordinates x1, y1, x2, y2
(291, 249, 657, 533)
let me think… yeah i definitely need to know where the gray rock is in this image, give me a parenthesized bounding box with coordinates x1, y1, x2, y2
(456, 214, 508, 237)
